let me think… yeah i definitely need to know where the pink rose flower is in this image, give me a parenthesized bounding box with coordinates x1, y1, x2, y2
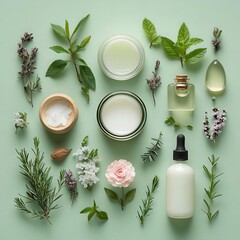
(105, 159, 135, 188)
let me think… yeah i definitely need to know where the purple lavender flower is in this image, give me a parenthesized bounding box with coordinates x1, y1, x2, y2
(64, 170, 78, 204)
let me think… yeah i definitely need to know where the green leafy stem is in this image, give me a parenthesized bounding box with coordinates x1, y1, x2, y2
(165, 116, 193, 130)
(142, 18, 207, 67)
(202, 154, 223, 222)
(46, 14, 96, 101)
(104, 187, 136, 210)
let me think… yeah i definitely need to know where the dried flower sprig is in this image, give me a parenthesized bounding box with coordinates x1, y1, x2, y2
(202, 154, 223, 222)
(64, 170, 78, 205)
(141, 132, 163, 163)
(137, 175, 159, 225)
(165, 116, 193, 130)
(73, 136, 100, 190)
(17, 33, 41, 107)
(146, 60, 161, 105)
(203, 107, 227, 142)
(14, 112, 28, 133)
(14, 137, 64, 224)
(212, 27, 222, 51)
(80, 200, 108, 221)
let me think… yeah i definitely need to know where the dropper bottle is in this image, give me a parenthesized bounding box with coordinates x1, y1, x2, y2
(166, 134, 194, 219)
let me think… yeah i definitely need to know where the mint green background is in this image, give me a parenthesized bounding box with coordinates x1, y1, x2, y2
(0, 0, 238, 239)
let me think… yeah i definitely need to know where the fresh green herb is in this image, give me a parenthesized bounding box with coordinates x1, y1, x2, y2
(161, 23, 207, 67)
(142, 18, 161, 47)
(137, 176, 159, 225)
(212, 27, 222, 51)
(17, 33, 41, 107)
(104, 187, 136, 211)
(146, 60, 161, 105)
(202, 154, 223, 222)
(80, 200, 108, 221)
(141, 132, 163, 163)
(165, 116, 193, 130)
(14, 137, 64, 224)
(46, 15, 96, 102)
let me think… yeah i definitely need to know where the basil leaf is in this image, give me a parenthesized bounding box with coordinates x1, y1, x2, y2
(79, 64, 96, 90)
(51, 24, 66, 38)
(87, 211, 95, 221)
(45, 60, 68, 77)
(50, 46, 69, 54)
(125, 188, 136, 203)
(161, 37, 179, 58)
(71, 14, 90, 39)
(75, 36, 91, 52)
(80, 207, 92, 214)
(185, 48, 207, 64)
(65, 20, 70, 39)
(96, 211, 108, 220)
(177, 22, 189, 45)
(104, 188, 119, 201)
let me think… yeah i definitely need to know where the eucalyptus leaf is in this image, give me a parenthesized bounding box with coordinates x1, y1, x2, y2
(71, 14, 90, 39)
(51, 24, 67, 38)
(45, 59, 68, 77)
(185, 48, 207, 64)
(104, 188, 119, 200)
(79, 64, 96, 90)
(50, 46, 69, 54)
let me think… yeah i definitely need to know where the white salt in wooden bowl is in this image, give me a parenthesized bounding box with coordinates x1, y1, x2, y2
(39, 93, 78, 134)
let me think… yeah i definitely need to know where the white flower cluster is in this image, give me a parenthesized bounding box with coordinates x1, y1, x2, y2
(14, 112, 28, 132)
(73, 137, 100, 189)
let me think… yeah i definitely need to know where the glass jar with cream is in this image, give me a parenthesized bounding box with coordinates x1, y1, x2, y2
(96, 91, 147, 141)
(98, 35, 145, 80)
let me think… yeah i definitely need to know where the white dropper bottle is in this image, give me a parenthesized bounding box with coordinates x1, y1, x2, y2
(166, 134, 194, 219)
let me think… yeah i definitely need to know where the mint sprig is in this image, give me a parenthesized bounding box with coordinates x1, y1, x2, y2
(46, 14, 96, 101)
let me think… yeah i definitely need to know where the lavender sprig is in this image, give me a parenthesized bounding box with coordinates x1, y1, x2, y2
(212, 27, 222, 51)
(17, 33, 41, 107)
(146, 60, 161, 105)
(64, 170, 78, 205)
(203, 107, 227, 142)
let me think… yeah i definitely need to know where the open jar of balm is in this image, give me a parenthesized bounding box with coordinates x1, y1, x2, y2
(39, 93, 78, 134)
(98, 35, 145, 80)
(96, 91, 147, 141)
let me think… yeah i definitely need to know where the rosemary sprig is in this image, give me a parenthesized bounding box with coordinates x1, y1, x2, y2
(165, 116, 193, 130)
(202, 154, 223, 222)
(141, 132, 163, 163)
(14, 137, 64, 224)
(137, 176, 159, 225)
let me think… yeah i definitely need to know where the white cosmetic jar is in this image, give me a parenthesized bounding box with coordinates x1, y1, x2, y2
(98, 35, 145, 80)
(96, 91, 147, 141)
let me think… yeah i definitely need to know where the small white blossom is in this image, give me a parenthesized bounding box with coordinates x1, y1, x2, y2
(14, 112, 28, 132)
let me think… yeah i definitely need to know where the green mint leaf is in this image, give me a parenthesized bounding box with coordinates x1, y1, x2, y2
(75, 36, 91, 52)
(46, 60, 68, 77)
(87, 210, 95, 221)
(80, 207, 93, 214)
(65, 20, 70, 39)
(142, 18, 159, 42)
(161, 37, 179, 58)
(79, 64, 96, 90)
(104, 188, 119, 201)
(152, 35, 161, 46)
(185, 48, 207, 64)
(51, 24, 67, 38)
(177, 22, 190, 45)
(125, 188, 136, 203)
(50, 46, 69, 54)
(185, 37, 203, 48)
(71, 14, 90, 39)
(96, 211, 108, 220)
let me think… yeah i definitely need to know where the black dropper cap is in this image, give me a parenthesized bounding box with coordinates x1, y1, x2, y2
(173, 134, 188, 160)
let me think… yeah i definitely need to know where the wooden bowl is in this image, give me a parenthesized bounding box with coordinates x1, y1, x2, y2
(39, 93, 78, 134)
